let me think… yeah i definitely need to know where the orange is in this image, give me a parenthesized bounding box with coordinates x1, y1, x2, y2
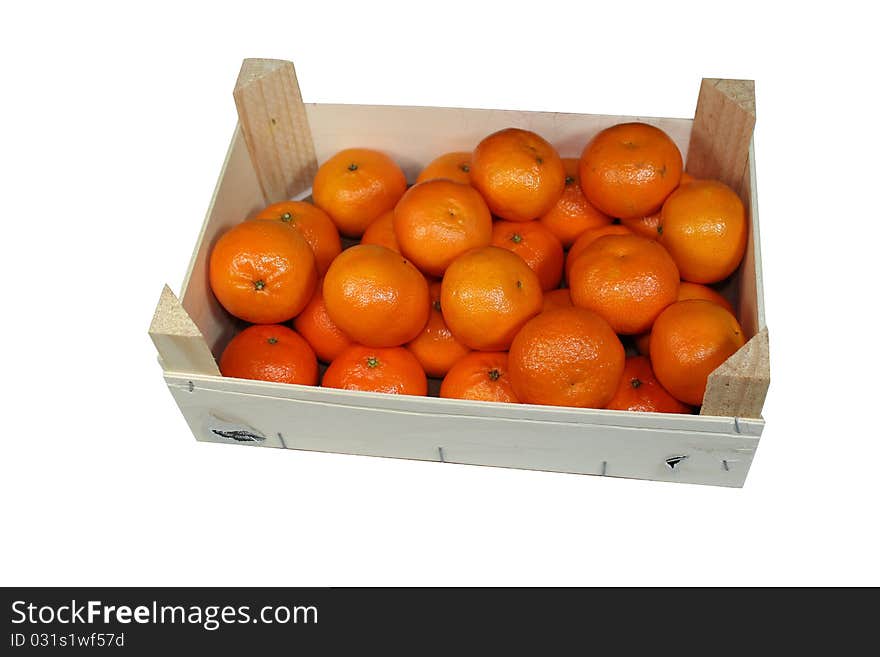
(209, 219, 317, 324)
(605, 356, 691, 414)
(658, 179, 748, 284)
(677, 281, 735, 314)
(634, 332, 652, 356)
(220, 324, 318, 385)
(569, 234, 679, 334)
(470, 128, 566, 222)
(312, 148, 407, 238)
(621, 172, 699, 239)
(393, 179, 492, 277)
(441, 246, 543, 351)
(539, 158, 612, 247)
(542, 288, 572, 313)
(440, 352, 519, 403)
(416, 151, 472, 185)
(650, 299, 746, 405)
(620, 210, 662, 241)
(579, 122, 683, 219)
(322, 345, 427, 395)
(508, 307, 625, 408)
(293, 281, 354, 363)
(323, 244, 430, 347)
(565, 224, 632, 281)
(633, 282, 734, 357)
(406, 282, 471, 378)
(251, 200, 342, 275)
(491, 220, 564, 291)
(361, 210, 400, 253)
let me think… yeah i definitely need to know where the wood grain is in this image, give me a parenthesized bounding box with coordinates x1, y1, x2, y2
(701, 328, 770, 419)
(233, 58, 317, 203)
(149, 285, 221, 376)
(686, 78, 756, 199)
(167, 374, 760, 487)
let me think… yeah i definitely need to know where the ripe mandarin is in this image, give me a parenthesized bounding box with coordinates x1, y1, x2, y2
(508, 307, 625, 408)
(322, 345, 427, 396)
(393, 179, 492, 277)
(416, 151, 472, 185)
(312, 148, 407, 237)
(605, 355, 691, 414)
(491, 220, 564, 291)
(406, 282, 471, 378)
(323, 244, 430, 348)
(470, 128, 566, 222)
(251, 200, 341, 275)
(220, 324, 318, 385)
(539, 158, 612, 247)
(441, 246, 543, 351)
(579, 122, 682, 219)
(658, 179, 747, 284)
(568, 234, 680, 334)
(650, 299, 746, 405)
(440, 352, 519, 403)
(209, 219, 317, 324)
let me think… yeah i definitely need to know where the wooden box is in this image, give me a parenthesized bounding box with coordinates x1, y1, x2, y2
(150, 59, 769, 487)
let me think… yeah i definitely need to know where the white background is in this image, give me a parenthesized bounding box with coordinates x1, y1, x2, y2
(1, 1, 878, 586)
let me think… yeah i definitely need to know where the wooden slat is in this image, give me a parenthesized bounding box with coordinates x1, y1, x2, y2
(701, 328, 770, 419)
(169, 382, 760, 487)
(149, 285, 221, 376)
(167, 371, 764, 437)
(233, 58, 317, 203)
(686, 78, 756, 199)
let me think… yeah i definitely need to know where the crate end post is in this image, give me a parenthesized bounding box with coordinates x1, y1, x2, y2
(149, 284, 221, 377)
(686, 78, 756, 199)
(233, 58, 318, 204)
(700, 327, 770, 419)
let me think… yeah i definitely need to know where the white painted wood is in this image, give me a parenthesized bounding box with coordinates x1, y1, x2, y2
(739, 141, 766, 337)
(166, 376, 758, 487)
(169, 372, 764, 437)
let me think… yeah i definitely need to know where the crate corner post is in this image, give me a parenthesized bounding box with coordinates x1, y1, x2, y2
(149, 284, 221, 377)
(700, 327, 770, 419)
(233, 58, 317, 204)
(686, 78, 756, 199)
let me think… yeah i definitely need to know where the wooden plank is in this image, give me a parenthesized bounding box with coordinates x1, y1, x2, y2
(737, 141, 766, 339)
(168, 383, 759, 487)
(233, 58, 317, 203)
(686, 78, 756, 199)
(149, 286, 221, 376)
(701, 328, 770, 419)
(167, 371, 764, 437)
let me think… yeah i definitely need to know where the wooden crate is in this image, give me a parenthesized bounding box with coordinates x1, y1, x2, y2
(150, 59, 769, 487)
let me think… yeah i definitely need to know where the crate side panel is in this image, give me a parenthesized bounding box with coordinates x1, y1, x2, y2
(168, 372, 764, 437)
(168, 384, 758, 487)
(305, 104, 692, 181)
(738, 141, 766, 337)
(180, 127, 266, 357)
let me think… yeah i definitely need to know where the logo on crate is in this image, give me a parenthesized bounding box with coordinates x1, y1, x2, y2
(204, 413, 266, 443)
(210, 429, 265, 442)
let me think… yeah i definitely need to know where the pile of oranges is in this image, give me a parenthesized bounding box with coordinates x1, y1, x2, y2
(209, 122, 748, 413)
